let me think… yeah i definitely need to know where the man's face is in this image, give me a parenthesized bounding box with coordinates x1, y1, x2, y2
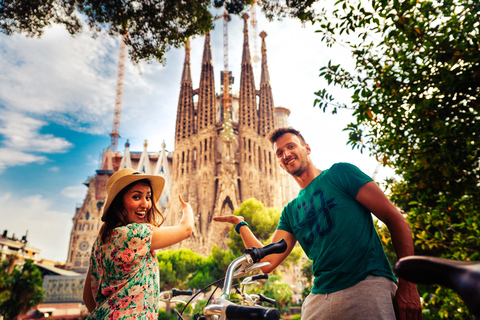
(273, 133, 311, 177)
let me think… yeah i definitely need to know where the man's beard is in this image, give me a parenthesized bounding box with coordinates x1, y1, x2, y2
(285, 159, 308, 177)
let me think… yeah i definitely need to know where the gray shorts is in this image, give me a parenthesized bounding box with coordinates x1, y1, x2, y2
(301, 275, 397, 320)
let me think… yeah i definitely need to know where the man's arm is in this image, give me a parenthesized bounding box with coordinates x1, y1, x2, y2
(213, 215, 297, 273)
(356, 181, 422, 320)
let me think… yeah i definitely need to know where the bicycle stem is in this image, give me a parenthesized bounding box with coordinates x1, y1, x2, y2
(221, 254, 252, 299)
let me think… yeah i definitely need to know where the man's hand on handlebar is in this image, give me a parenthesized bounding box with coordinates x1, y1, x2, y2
(394, 278, 423, 320)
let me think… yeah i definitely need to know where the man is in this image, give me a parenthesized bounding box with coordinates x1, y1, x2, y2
(214, 127, 422, 319)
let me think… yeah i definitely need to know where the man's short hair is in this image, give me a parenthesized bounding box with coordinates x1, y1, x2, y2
(268, 127, 306, 146)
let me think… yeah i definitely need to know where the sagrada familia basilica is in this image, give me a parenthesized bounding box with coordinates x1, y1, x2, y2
(65, 14, 298, 274)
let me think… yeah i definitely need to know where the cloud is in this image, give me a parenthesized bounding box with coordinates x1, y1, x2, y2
(0, 110, 73, 172)
(61, 185, 88, 199)
(0, 110, 73, 152)
(0, 148, 47, 172)
(0, 26, 118, 135)
(0, 193, 72, 261)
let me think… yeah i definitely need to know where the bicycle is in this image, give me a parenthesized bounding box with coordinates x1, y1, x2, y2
(395, 255, 480, 319)
(174, 239, 287, 320)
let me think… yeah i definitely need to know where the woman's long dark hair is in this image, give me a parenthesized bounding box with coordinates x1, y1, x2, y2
(99, 179, 164, 243)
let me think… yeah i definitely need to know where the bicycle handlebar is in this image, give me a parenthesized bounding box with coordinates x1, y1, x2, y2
(252, 274, 269, 281)
(171, 289, 193, 297)
(244, 239, 287, 263)
(225, 305, 280, 320)
(257, 293, 276, 306)
(395, 255, 480, 317)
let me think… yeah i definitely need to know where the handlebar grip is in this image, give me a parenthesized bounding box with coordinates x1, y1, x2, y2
(244, 239, 287, 263)
(258, 293, 276, 305)
(171, 288, 193, 297)
(252, 274, 269, 281)
(225, 305, 280, 320)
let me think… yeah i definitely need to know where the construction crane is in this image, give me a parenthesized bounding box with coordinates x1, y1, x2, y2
(250, 0, 260, 72)
(214, 10, 232, 115)
(110, 34, 127, 153)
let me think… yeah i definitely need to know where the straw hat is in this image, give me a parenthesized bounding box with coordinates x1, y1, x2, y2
(101, 168, 165, 221)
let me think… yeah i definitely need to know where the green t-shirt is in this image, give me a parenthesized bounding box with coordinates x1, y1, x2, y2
(277, 162, 396, 294)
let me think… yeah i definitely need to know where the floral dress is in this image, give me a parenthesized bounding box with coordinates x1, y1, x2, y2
(87, 223, 160, 319)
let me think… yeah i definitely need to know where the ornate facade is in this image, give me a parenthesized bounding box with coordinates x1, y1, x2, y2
(66, 14, 297, 273)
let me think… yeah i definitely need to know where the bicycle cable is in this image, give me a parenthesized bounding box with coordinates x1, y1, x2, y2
(179, 277, 225, 315)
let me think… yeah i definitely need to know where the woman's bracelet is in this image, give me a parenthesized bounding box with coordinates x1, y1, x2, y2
(234, 221, 248, 234)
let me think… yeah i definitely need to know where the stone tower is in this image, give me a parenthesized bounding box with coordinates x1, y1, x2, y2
(66, 15, 295, 271)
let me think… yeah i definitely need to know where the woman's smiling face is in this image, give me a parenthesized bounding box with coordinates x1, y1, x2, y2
(122, 181, 152, 224)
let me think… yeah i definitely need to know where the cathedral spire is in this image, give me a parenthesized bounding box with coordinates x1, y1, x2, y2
(181, 38, 192, 84)
(241, 13, 252, 64)
(137, 140, 152, 173)
(239, 13, 257, 131)
(260, 31, 271, 85)
(197, 32, 216, 131)
(258, 31, 276, 136)
(119, 139, 132, 169)
(175, 38, 195, 144)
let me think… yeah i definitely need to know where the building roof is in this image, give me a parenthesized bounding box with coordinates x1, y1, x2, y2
(36, 263, 82, 277)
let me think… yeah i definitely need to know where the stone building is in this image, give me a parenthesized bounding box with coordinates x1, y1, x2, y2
(65, 14, 297, 273)
(0, 230, 41, 263)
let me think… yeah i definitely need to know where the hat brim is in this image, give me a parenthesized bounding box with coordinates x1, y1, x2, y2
(101, 174, 165, 221)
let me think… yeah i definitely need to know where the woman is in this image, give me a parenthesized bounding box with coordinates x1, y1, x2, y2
(83, 168, 194, 319)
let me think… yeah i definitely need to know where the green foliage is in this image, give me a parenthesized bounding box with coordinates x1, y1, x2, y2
(227, 198, 281, 256)
(282, 246, 303, 269)
(0, 259, 45, 320)
(191, 299, 208, 319)
(300, 259, 313, 285)
(227, 198, 303, 271)
(311, 1, 480, 318)
(188, 245, 235, 289)
(157, 248, 203, 290)
(0, 1, 320, 62)
(262, 275, 293, 314)
(76, 0, 214, 63)
(0, 0, 215, 63)
(157, 308, 177, 320)
(0, 0, 82, 36)
(157, 246, 235, 315)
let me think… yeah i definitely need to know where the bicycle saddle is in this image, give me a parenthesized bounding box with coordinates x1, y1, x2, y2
(395, 255, 480, 317)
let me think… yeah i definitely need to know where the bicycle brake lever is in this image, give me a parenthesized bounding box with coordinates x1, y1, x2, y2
(159, 291, 172, 301)
(245, 262, 271, 274)
(240, 280, 259, 286)
(243, 292, 255, 305)
(170, 299, 187, 305)
(233, 261, 271, 279)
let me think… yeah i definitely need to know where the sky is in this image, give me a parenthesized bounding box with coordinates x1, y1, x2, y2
(0, 6, 396, 262)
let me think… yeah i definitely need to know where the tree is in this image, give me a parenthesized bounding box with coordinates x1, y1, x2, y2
(312, 1, 479, 318)
(187, 245, 235, 290)
(261, 275, 293, 314)
(0, 0, 82, 36)
(0, 258, 45, 320)
(157, 246, 235, 315)
(0, 0, 256, 63)
(0, 0, 324, 63)
(300, 259, 313, 287)
(157, 248, 203, 315)
(226, 198, 303, 270)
